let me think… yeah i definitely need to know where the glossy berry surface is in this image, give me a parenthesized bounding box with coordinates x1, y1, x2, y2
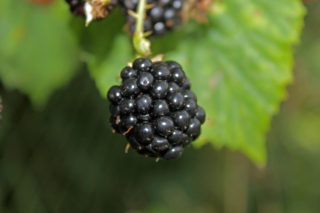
(154, 116, 175, 137)
(121, 79, 140, 96)
(119, 0, 185, 37)
(167, 92, 184, 110)
(137, 72, 154, 90)
(107, 58, 206, 160)
(151, 80, 169, 99)
(136, 94, 152, 114)
(121, 66, 138, 80)
(153, 100, 170, 117)
(107, 86, 122, 103)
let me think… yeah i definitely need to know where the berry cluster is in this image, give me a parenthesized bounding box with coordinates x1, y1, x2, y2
(107, 58, 205, 160)
(120, 0, 184, 36)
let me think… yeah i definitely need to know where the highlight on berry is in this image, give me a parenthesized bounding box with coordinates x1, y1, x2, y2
(107, 58, 206, 160)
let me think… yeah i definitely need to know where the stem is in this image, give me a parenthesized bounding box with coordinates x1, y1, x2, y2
(136, 0, 145, 35)
(133, 0, 151, 57)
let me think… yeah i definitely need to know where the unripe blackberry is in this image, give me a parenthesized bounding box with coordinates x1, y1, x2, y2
(119, 0, 185, 36)
(107, 58, 206, 160)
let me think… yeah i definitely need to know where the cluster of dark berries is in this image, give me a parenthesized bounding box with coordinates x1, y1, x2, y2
(119, 0, 184, 36)
(107, 58, 205, 160)
(65, 0, 184, 37)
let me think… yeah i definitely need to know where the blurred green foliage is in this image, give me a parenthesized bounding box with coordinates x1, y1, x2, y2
(1, 0, 320, 212)
(0, 0, 79, 106)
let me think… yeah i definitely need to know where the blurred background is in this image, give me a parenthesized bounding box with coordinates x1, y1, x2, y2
(0, 1, 319, 213)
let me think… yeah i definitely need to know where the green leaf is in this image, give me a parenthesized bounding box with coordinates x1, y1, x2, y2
(153, 0, 305, 165)
(0, 0, 79, 107)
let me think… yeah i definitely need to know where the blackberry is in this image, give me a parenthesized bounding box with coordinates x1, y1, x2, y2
(119, 0, 185, 36)
(107, 58, 206, 160)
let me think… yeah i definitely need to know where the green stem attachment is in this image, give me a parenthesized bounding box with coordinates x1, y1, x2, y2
(132, 0, 151, 57)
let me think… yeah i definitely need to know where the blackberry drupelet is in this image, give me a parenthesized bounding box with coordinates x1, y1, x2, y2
(119, 0, 184, 36)
(107, 58, 206, 160)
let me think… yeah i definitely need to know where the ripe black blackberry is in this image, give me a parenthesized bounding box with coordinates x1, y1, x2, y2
(119, 0, 184, 36)
(107, 58, 206, 160)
